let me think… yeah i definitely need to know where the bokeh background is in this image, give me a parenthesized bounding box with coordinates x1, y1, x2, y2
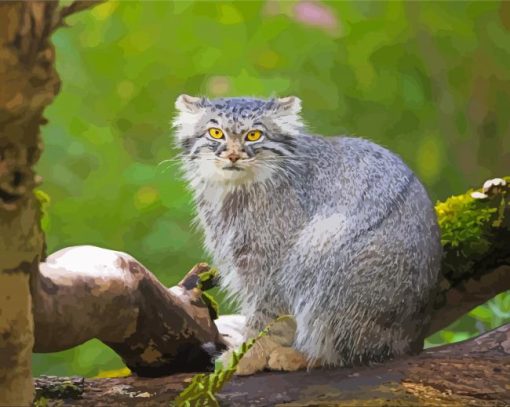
(34, 0, 510, 377)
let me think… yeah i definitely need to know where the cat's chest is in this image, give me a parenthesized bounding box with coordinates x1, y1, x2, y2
(203, 204, 266, 260)
(199, 191, 281, 265)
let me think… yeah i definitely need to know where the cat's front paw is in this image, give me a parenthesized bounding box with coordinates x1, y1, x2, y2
(232, 347, 267, 376)
(217, 347, 266, 376)
(217, 335, 280, 376)
(267, 346, 309, 372)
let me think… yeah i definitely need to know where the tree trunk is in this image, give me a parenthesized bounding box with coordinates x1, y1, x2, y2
(0, 2, 59, 404)
(0, 1, 100, 404)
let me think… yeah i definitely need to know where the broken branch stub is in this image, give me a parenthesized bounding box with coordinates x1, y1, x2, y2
(32, 246, 226, 377)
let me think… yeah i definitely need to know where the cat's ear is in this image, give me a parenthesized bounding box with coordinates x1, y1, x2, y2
(175, 94, 205, 113)
(274, 96, 302, 116)
(172, 95, 207, 143)
(267, 96, 305, 135)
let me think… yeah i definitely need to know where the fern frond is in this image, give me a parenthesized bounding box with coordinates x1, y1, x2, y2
(173, 315, 293, 406)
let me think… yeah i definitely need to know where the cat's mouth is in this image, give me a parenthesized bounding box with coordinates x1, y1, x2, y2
(222, 166, 244, 171)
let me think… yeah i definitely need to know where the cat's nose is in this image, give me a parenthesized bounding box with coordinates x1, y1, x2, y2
(227, 152, 241, 163)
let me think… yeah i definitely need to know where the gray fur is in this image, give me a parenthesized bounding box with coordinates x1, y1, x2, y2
(172, 95, 442, 366)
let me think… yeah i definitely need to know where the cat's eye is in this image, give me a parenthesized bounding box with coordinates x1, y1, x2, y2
(208, 128, 224, 139)
(246, 130, 262, 142)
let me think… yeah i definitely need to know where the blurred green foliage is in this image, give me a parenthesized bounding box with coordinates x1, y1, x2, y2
(33, 0, 510, 377)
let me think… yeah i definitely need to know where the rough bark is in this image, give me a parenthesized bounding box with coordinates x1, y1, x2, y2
(0, 2, 59, 405)
(34, 323, 510, 406)
(0, 1, 100, 405)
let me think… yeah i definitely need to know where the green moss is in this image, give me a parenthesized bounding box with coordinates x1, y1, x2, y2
(436, 176, 509, 281)
(201, 292, 219, 320)
(35, 376, 84, 400)
(197, 267, 219, 291)
(33, 397, 50, 407)
(34, 189, 51, 232)
(197, 267, 220, 319)
(436, 193, 495, 252)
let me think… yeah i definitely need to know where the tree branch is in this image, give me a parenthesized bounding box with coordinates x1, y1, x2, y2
(427, 177, 510, 335)
(35, 323, 510, 405)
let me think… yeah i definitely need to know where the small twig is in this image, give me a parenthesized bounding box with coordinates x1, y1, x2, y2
(60, 0, 104, 19)
(52, 0, 104, 31)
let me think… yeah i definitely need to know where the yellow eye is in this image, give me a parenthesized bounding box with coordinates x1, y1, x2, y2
(246, 130, 262, 142)
(208, 128, 224, 139)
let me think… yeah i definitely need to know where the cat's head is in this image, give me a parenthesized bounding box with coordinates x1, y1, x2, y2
(172, 95, 305, 185)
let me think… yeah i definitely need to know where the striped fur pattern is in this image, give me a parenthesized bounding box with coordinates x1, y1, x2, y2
(172, 95, 442, 366)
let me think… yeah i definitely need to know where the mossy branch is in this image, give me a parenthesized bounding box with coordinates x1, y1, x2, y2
(428, 176, 510, 335)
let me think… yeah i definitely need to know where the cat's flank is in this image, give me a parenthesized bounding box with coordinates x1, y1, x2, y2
(173, 95, 442, 369)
